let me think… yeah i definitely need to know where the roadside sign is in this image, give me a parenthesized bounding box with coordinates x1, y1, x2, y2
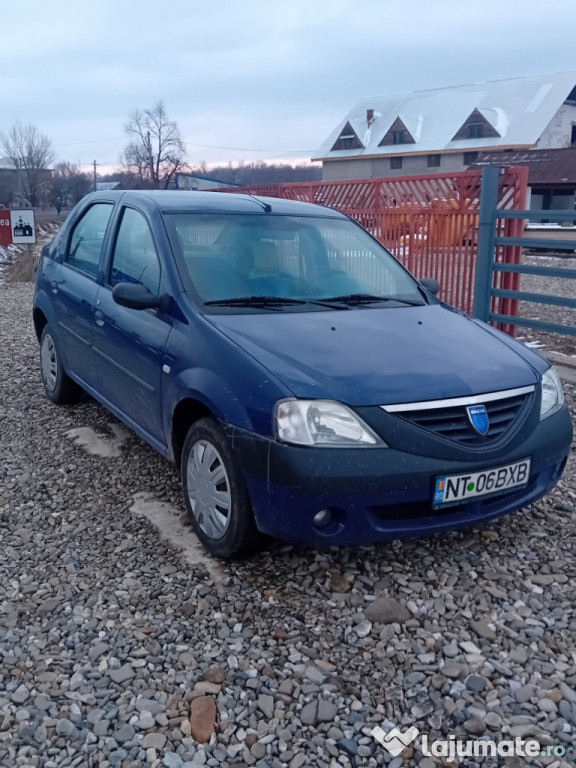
(0, 209, 36, 245)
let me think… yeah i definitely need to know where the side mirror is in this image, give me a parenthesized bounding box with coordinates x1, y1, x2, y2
(419, 277, 440, 296)
(112, 282, 161, 310)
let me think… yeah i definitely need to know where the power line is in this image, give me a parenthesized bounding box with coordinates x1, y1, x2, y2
(54, 137, 124, 147)
(183, 140, 313, 154)
(54, 136, 313, 154)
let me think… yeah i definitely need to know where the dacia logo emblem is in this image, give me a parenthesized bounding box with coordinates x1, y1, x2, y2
(467, 404, 489, 435)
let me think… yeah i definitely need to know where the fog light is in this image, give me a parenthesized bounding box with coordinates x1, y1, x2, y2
(313, 509, 332, 529)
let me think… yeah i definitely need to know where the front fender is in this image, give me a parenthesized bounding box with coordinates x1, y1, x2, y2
(163, 363, 290, 447)
(163, 303, 295, 446)
(164, 366, 236, 425)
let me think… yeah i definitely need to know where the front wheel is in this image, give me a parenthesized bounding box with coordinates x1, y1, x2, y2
(40, 325, 82, 404)
(181, 417, 260, 558)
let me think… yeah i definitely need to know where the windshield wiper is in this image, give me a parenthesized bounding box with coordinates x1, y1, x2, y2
(322, 293, 424, 306)
(204, 296, 310, 308)
(204, 296, 350, 309)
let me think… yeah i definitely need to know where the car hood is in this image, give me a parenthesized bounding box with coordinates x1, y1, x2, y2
(208, 305, 545, 406)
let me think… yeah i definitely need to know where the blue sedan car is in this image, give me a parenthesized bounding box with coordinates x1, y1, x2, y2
(33, 191, 572, 557)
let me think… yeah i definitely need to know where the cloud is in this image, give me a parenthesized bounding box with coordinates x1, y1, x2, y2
(1, 0, 575, 166)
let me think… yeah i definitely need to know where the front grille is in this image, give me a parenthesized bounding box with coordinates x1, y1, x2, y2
(395, 392, 531, 446)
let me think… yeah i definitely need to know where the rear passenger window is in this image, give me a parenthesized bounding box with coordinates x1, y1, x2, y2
(110, 208, 160, 295)
(66, 203, 113, 277)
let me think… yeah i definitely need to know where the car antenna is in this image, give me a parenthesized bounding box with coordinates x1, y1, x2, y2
(244, 194, 272, 213)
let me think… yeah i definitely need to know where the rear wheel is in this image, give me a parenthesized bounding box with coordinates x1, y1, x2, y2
(40, 325, 82, 404)
(181, 417, 259, 558)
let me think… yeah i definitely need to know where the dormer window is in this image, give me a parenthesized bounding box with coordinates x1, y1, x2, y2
(379, 117, 416, 147)
(467, 123, 484, 139)
(331, 121, 364, 151)
(453, 108, 500, 141)
(339, 135, 356, 149)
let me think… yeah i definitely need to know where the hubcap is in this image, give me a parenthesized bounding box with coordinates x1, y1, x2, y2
(186, 439, 231, 540)
(41, 334, 58, 391)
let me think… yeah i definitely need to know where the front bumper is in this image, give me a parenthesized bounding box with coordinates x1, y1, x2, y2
(224, 406, 573, 547)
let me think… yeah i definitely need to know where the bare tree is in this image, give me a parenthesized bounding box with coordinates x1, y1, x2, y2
(121, 101, 187, 189)
(0, 122, 55, 206)
(51, 162, 92, 208)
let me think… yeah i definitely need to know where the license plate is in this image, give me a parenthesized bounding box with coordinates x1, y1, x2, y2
(433, 458, 531, 507)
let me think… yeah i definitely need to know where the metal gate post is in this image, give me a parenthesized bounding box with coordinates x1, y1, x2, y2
(473, 166, 500, 322)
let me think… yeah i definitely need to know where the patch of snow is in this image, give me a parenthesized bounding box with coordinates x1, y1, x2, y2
(0, 221, 60, 283)
(412, 114, 424, 142)
(65, 424, 130, 458)
(0, 243, 25, 264)
(523, 340, 544, 349)
(130, 492, 225, 589)
(493, 107, 510, 137)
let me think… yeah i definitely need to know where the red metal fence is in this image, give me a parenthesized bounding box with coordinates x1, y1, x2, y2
(217, 167, 529, 330)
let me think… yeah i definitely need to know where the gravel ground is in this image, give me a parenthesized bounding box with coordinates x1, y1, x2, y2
(1, 281, 575, 768)
(516, 254, 576, 358)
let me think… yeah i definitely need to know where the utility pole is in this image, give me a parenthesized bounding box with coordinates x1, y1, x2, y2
(93, 160, 98, 192)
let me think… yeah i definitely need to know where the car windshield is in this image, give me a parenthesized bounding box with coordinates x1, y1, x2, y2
(163, 213, 425, 310)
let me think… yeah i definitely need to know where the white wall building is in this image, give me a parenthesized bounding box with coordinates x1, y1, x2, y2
(313, 72, 576, 180)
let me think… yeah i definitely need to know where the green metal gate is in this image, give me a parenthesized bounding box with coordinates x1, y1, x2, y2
(474, 166, 576, 338)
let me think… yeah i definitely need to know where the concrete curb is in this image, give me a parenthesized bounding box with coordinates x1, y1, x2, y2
(544, 350, 576, 370)
(542, 350, 576, 384)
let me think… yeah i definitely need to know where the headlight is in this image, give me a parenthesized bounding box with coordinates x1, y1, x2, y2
(274, 399, 385, 447)
(540, 367, 564, 419)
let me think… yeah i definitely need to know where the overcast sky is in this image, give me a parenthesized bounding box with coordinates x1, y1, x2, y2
(2, 0, 575, 173)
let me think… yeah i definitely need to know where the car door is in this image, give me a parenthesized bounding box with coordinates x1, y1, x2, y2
(49, 202, 114, 386)
(93, 205, 172, 442)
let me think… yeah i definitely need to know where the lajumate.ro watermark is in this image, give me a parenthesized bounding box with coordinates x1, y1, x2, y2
(371, 725, 569, 762)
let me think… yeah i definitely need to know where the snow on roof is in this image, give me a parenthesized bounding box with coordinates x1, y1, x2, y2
(313, 72, 576, 160)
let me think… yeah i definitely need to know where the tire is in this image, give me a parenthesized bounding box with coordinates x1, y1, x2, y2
(181, 417, 260, 558)
(40, 325, 82, 405)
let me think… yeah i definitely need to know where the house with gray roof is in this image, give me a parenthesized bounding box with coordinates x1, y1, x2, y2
(313, 72, 576, 180)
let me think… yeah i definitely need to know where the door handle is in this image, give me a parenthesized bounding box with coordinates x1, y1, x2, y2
(94, 309, 105, 327)
(50, 280, 58, 294)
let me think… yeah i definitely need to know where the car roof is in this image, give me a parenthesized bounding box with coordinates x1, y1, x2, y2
(81, 189, 347, 218)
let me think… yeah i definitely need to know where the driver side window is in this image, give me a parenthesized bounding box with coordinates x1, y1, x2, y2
(110, 208, 160, 294)
(66, 203, 113, 277)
